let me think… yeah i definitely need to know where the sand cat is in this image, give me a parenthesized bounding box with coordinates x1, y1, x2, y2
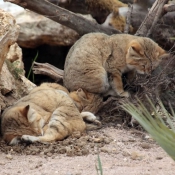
(1, 83, 101, 145)
(63, 33, 166, 97)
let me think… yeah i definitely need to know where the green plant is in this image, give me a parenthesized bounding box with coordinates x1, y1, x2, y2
(122, 97, 175, 161)
(27, 51, 39, 82)
(6, 60, 24, 79)
(96, 154, 103, 175)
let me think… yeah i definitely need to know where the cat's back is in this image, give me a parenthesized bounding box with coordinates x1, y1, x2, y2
(64, 33, 111, 67)
(18, 87, 74, 113)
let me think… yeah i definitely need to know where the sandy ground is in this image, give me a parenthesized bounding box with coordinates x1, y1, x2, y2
(0, 127, 175, 175)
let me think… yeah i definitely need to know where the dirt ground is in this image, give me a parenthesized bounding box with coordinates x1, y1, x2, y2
(0, 126, 175, 175)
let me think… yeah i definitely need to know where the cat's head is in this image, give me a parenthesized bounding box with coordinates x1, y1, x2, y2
(70, 88, 102, 113)
(126, 37, 167, 74)
(69, 88, 90, 112)
(2, 105, 45, 145)
(24, 105, 45, 135)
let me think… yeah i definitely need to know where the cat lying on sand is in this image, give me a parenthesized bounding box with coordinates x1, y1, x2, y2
(1, 83, 101, 145)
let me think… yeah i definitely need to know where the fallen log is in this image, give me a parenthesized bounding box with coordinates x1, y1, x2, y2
(135, 0, 169, 36)
(5, 0, 121, 35)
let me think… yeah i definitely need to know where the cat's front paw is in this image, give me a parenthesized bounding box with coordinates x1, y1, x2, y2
(21, 135, 38, 143)
(120, 91, 130, 98)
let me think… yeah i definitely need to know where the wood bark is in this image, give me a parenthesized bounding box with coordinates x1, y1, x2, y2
(5, 0, 121, 35)
(33, 62, 64, 82)
(124, 3, 133, 34)
(135, 0, 169, 36)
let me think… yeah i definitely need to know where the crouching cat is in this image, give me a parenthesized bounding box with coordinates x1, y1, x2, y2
(63, 33, 166, 97)
(1, 83, 101, 145)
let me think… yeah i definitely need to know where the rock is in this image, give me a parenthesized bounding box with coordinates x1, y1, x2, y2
(103, 138, 112, 144)
(122, 149, 130, 157)
(81, 147, 89, 155)
(0, 161, 6, 165)
(0, 62, 16, 95)
(0, 9, 20, 71)
(6, 43, 24, 71)
(140, 142, 151, 149)
(6, 154, 13, 160)
(93, 137, 104, 143)
(130, 151, 143, 160)
(72, 131, 81, 139)
(100, 147, 110, 153)
(156, 156, 163, 160)
(15, 11, 80, 48)
(0, 9, 36, 112)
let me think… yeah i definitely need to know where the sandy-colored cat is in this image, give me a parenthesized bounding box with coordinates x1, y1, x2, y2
(63, 33, 166, 97)
(1, 83, 101, 145)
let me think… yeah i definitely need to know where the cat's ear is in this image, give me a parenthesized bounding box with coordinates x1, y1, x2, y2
(156, 46, 167, 58)
(128, 40, 144, 57)
(23, 105, 38, 123)
(20, 105, 30, 117)
(76, 88, 87, 99)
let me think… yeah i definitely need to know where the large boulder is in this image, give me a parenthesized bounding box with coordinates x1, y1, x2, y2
(15, 11, 80, 48)
(0, 9, 36, 112)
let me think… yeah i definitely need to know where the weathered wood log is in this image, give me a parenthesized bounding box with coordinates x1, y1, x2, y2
(5, 0, 121, 35)
(135, 0, 169, 36)
(50, 0, 127, 23)
(33, 62, 64, 82)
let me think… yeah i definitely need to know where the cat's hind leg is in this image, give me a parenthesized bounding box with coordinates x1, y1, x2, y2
(21, 127, 66, 144)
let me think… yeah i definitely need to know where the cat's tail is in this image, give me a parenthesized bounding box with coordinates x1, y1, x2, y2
(80, 112, 102, 130)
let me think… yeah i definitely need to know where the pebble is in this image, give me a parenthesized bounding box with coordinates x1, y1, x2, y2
(100, 147, 110, 153)
(103, 138, 111, 144)
(93, 137, 103, 143)
(6, 154, 13, 160)
(72, 131, 81, 139)
(130, 151, 143, 160)
(156, 156, 163, 160)
(47, 152, 52, 157)
(82, 147, 89, 155)
(141, 142, 151, 149)
(122, 149, 130, 157)
(0, 161, 6, 165)
(40, 151, 44, 155)
(76, 141, 87, 147)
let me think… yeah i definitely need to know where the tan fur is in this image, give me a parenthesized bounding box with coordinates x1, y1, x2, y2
(102, 11, 133, 32)
(63, 33, 166, 97)
(70, 88, 103, 113)
(86, 0, 128, 32)
(86, 0, 127, 13)
(1, 83, 101, 145)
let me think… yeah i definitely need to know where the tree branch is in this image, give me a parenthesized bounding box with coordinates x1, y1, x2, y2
(5, 0, 121, 35)
(135, 0, 169, 37)
(32, 62, 64, 82)
(124, 3, 133, 34)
